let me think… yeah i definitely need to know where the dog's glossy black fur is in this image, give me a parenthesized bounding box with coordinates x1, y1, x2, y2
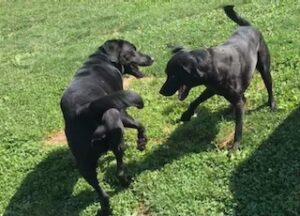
(160, 5, 276, 149)
(60, 39, 153, 215)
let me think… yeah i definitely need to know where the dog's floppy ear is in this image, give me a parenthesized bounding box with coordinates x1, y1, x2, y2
(167, 44, 185, 54)
(182, 59, 205, 79)
(100, 39, 124, 63)
(193, 68, 205, 79)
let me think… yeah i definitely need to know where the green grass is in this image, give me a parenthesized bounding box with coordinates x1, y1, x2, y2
(1, 0, 300, 215)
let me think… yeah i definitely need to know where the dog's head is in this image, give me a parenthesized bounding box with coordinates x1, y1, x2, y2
(100, 39, 154, 78)
(159, 48, 207, 101)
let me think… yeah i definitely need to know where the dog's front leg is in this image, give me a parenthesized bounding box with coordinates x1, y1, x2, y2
(181, 88, 215, 121)
(121, 111, 147, 151)
(230, 99, 244, 150)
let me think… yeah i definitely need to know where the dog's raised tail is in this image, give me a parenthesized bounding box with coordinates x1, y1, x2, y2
(223, 5, 251, 26)
(167, 44, 185, 54)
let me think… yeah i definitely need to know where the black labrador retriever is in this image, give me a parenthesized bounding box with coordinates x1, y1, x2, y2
(60, 39, 153, 215)
(160, 5, 276, 150)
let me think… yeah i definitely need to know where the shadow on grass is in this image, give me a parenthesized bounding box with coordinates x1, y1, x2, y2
(3, 149, 95, 216)
(230, 107, 300, 215)
(104, 107, 221, 191)
(4, 107, 220, 216)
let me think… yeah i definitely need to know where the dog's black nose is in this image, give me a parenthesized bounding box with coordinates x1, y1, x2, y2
(147, 56, 154, 65)
(159, 88, 168, 96)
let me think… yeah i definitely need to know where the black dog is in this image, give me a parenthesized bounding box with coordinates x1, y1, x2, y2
(60, 39, 153, 215)
(160, 5, 276, 150)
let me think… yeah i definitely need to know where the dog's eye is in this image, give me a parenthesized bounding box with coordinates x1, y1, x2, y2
(129, 51, 136, 57)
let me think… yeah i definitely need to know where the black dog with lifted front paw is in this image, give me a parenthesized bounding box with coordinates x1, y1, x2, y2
(160, 6, 276, 150)
(60, 39, 153, 215)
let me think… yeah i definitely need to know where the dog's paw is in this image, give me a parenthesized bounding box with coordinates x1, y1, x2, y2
(228, 141, 240, 151)
(269, 100, 277, 112)
(180, 111, 193, 122)
(118, 175, 132, 188)
(137, 137, 147, 151)
(117, 170, 131, 187)
(97, 194, 111, 216)
(97, 208, 112, 216)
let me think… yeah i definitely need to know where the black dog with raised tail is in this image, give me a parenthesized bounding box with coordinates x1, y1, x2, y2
(160, 6, 276, 150)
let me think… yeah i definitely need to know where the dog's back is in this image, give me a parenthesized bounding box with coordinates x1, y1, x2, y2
(222, 5, 262, 49)
(208, 6, 268, 94)
(61, 52, 123, 118)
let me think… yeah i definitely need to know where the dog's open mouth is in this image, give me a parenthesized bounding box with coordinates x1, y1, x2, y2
(178, 85, 190, 101)
(131, 64, 145, 78)
(124, 64, 145, 78)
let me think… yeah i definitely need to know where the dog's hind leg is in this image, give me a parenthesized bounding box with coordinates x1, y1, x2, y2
(120, 110, 147, 151)
(230, 98, 245, 150)
(180, 88, 215, 122)
(104, 122, 130, 187)
(78, 160, 111, 215)
(112, 136, 130, 187)
(256, 38, 276, 111)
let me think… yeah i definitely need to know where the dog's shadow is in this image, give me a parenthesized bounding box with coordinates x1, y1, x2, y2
(104, 107, 221, 192)
(229, 106, 300, 215)
(3, 149, 96, 216)
(3, 107, 220, 216)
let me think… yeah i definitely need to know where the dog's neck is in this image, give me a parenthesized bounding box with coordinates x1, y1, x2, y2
(194, 48, 217, 85)
(89, 51, 124, 74)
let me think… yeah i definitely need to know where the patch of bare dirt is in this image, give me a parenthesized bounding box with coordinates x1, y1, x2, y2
(123, 76, 136, 89)
(133, 202, 150, 216)
(123, 76, 154, 89)
(216, 131, 234, 149)
(44, 130, 66, 145)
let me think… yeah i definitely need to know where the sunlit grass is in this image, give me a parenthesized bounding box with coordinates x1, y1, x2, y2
(1, 1, 300, 215)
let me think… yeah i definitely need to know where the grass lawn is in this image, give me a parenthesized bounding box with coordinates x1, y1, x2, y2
(1, 0, 300, 215)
